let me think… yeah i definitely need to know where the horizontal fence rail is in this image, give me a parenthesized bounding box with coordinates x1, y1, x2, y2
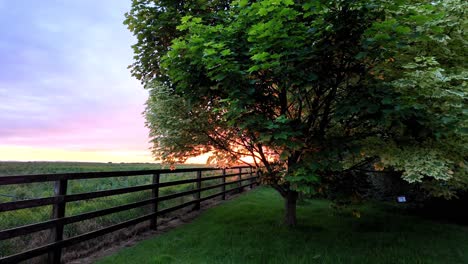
(0, 166, 258, 264)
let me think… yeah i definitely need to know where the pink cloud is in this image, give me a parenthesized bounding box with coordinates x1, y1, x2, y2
(1, 103, 151, 152)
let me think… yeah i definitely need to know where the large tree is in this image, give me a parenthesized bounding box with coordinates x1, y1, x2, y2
(125, 0, 467, 226)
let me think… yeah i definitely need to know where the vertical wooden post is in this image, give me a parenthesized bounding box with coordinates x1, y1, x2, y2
(194, 170, 202, 210)
(249, 167, 254, 189)
(238, 168, 243, 193)
(222, 168, 226, 200)
(150, 173, 160, 230)
(49, 179, 68, 264)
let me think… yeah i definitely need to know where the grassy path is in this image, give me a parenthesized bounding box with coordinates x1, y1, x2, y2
(96, 187, 468, 264)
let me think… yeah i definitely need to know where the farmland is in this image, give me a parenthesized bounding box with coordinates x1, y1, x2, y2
(0, 161, 234, 259)
(0, 161, 201, 177)
(0, 161, 206, 203)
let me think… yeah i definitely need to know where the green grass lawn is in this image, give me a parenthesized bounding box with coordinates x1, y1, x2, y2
(96, 187, 468, 264)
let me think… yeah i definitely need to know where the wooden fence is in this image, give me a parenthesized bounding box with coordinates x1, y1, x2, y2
(0, 166, 257, 264)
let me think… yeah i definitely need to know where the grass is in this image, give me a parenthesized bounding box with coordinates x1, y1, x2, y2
(97, 187, 468, 264)
(0, 161, 207, 203)
(0, 162, 243, 258)
(0, 161, 199, 176)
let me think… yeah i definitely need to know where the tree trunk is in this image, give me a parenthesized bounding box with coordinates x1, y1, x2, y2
(284, 190, 298, 227)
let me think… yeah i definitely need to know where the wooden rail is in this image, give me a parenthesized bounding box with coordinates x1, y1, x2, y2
(0, 166, 258, 264)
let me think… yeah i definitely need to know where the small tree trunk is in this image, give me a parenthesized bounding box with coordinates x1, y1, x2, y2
(284, 190, 298, 227)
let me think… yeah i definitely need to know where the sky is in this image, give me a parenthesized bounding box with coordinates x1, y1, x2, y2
(0, 0, 188, 163)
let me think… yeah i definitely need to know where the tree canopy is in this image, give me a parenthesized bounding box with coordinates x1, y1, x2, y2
(125, 0, 467, 225)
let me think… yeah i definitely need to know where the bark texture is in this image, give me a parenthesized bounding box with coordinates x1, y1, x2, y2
(284, 190, 298, 227)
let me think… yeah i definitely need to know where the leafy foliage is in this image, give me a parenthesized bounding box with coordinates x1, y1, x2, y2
(126, 0, 467, 205)
(353, 0, 468, 198)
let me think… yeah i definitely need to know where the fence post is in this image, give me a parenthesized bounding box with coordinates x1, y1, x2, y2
(194, 170, 202, 210)
(222, 168, 226, 200)
(49, 179, 68, 264)
(249, 167, 254, 189)
(255, 169, 261, 188)
(150, 173, 160, 230)
(238, 168, 243, 193)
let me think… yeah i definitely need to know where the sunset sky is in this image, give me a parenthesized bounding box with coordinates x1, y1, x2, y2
(0, 1, 195, 163)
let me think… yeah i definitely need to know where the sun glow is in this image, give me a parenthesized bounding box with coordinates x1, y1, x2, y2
(0, 145, 212, 164)
(0, 146, 153, 163)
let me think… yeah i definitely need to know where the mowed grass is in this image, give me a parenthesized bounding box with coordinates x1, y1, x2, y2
(97, 187, 468, 264)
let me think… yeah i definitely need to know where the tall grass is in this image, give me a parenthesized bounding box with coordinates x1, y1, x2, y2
(0, 162, 224, 258)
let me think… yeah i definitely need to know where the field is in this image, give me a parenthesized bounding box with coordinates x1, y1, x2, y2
(97, 187, 468, 264)
(0, 161, 238, 259)
(0, 161, 205, 203)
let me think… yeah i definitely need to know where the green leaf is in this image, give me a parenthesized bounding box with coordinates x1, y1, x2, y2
(355, 52, 368, 59)
(395, 25, 411, 34)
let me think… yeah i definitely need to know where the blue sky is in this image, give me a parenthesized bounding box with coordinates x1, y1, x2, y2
(0, 0, 155, 162)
